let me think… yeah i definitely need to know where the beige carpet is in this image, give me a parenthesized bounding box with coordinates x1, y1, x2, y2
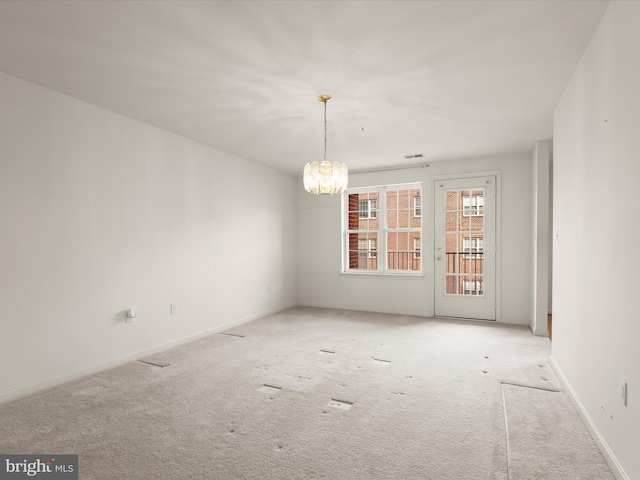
(0, 307, 614, 479)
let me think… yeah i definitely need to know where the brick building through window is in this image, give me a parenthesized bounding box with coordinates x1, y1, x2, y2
(345, 185, 421, 272)
(445, 189, 485, 295)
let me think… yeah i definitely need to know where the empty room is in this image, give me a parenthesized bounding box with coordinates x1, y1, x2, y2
(0, 1, 638, 479)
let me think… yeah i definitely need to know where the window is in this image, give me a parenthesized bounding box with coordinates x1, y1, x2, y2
(463, 280, 484, 295)
(358, 199, 377, 219)
(358, 238, 377, 258)
(344, 183, 422, 273)
(463, 237, 484, 258)
(414, 196, 421, 217)
(463, 194, 484, 216)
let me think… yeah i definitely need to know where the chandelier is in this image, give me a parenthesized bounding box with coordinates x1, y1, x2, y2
(303, 95, 348, 195)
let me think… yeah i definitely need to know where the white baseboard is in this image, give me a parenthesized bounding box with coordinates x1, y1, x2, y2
(0, 304, 295, 405)
(549, 356, 628, 480)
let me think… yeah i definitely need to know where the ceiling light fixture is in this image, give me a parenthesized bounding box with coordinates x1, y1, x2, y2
(303, 95, 348, 195)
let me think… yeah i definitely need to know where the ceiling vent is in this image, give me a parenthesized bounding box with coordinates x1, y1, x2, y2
(404, 153, 424, 159)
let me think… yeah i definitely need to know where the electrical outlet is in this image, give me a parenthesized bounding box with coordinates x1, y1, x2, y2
(620, 378, 627, 406)
(125, 307, 136, 324)
(170, 303, 177, 315)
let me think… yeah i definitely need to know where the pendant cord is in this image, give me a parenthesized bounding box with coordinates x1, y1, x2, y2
(323, 100, 327, 162)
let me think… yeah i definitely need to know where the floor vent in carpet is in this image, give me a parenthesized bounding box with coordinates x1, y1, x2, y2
(319, 349, 335, 355)
(373, 358, 391, 364)
(219, 332, 246, 338)
(258, 385, 281, 394)
(137, 360, 171, 368)
(328, 399, 353, 410)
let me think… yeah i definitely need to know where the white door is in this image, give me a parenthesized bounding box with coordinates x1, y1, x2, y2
(434, 177, 496, 320)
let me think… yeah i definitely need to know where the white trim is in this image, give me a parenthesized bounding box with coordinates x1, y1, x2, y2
(346, 181, 423, 192)
(549, 357, 629, 480)
(0, 305, 296, 405)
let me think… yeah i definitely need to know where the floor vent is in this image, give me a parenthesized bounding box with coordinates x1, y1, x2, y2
(328, 399, 353, 410)
(258, 385, 281, 394)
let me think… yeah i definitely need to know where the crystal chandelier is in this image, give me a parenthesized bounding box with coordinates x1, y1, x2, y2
(303, 95, 348, 195)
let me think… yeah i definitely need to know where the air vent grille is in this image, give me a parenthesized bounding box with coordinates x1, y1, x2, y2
(404, 153, 424, 159)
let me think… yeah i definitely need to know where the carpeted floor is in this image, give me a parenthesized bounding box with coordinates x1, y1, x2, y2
(0, 307, 614, 479)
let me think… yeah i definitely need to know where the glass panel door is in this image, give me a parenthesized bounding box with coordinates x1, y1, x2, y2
(435, 177, 496, 320)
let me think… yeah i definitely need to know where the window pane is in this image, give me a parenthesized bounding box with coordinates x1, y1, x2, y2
(349, 193, 379, 226)
(446, 212, 457, 232)
(387, 206, 398, 228)
(446, 275, 458, 295)
(387, 187, 422, 229)
(349, 232, 378, 270)
(387, 231, 420, 271)
(398, 189, 409, 209)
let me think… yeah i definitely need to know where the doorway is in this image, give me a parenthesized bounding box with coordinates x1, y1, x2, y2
(434, 177, 496, 320)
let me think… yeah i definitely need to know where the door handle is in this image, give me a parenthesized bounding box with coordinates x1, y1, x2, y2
(437, 256, 442, 261)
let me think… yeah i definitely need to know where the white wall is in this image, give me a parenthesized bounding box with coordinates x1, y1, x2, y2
(297, 152, 533, 324)
(552, 2, 640, 478)
(0, 72, 297, 401)
(530, 140, 551, 336)
(548, 163, 553, 314)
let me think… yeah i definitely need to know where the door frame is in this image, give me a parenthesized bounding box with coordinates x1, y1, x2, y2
(430, 171, 502, 321)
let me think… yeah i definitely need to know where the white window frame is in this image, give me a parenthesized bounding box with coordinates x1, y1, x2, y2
(358, 238, 377, 258)
(343, 183, 422, 274)
(414, 196, 422, 217)
(413, 238, 421, 259)
(463, 237, 484, 259)
(463, 280, 484, 294)
(462, 195, 484, 217)
(358, 199, 377, 219)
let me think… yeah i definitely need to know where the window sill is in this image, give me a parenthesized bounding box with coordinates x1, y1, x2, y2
(339, 271, 425, 278)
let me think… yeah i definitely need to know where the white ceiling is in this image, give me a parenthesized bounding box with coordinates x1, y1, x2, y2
(0, 1, 609, 174)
